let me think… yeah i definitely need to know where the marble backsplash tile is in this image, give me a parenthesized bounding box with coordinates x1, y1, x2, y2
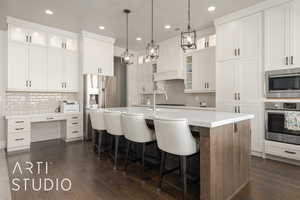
(6, 92, 78, 115)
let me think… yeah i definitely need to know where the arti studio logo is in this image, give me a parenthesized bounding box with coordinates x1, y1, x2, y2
(11, 161, 72, 192)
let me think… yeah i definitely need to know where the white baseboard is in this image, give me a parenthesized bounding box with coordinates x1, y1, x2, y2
(0, 140, 6, 149)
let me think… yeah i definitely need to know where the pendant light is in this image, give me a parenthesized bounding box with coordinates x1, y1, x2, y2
(181, 0, 197, 51)
(146, 0, 159, 61)
(121, 9, 134, 65)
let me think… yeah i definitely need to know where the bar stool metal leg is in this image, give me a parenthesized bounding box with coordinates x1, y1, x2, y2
(124, 140, 131, 172)
(113, 135, 120, 170)
(141, 143, 146, 181)
(98, 131, 103, 158)
(180, 156, 187, 200)
(157, 151, 166, 191)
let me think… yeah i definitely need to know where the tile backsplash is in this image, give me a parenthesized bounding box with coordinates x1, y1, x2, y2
(6, 92, 78, 115)
(141, 80, 216, 107)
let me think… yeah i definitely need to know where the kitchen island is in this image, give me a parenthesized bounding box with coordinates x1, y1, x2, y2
(104, 107, 254, 200)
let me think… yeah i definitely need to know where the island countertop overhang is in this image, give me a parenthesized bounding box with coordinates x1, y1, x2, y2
(100, 107, 254, 128)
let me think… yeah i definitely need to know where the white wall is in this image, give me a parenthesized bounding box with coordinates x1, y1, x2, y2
(0, 31, 6, 149)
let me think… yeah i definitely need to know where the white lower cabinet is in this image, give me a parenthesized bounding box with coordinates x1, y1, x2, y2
(265, 140, 300, 161)
(6, 113, 82, 152)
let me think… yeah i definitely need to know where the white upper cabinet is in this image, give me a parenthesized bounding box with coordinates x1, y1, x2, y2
(216, 21, 239, 62)
(28, 45, 47, 90)
(47, 47, 64, 91)
(184, 46, 216, 93)
(265, 3, 290, 70)
(290, 0, 300, 68)
(7, 17, 79, 92)
(47, 34, 78, 92)
(265, 0, 300, 70)
(81, 31, 115, 76)
(155, 36, 184, 81)
(7, 42, 28, 90)
(8, 24, 47, 91)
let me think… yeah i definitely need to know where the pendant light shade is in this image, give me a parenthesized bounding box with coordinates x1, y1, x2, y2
(181, 0, 197, 51)
(121, 9, 134, 65)
(146, 0, 159, 61)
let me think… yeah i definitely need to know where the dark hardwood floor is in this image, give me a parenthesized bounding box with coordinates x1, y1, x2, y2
(6, 140, 300, 200)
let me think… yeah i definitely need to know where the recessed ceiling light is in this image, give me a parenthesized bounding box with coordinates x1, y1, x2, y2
(45, 9, 53, 15)
(98, 26, 105, 30)
(136, 37, 142, 41)
(208, 6, 216, 12)
(164, 25, 172, 29)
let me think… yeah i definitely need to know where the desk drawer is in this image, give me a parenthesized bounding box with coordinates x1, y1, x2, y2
(68, 114, 81, 120)
(67, 119, 81, 127)
(67, 126, 82, 138)
(7, 132, 30, 148)
(8, 119, 29, 127)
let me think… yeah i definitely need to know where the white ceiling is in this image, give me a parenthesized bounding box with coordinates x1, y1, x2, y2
(3, 0, 266, 50)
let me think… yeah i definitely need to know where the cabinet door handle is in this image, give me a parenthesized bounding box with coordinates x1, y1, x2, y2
(234, 93, 237, 100)
(207, 83, 209, 88)
(29, 36, 32, 43)
(26, 80, 28, 87)
(291, 56, 294, 65)
(238, 93, 240, 100)
(204, 83, 206, 88)
(284, 150, 296, 155)
(234, 106, 237, 113)
(234, 49, 237, 56)
(29, 81, 32, 87)
(285, 57, 289, 65)
(15, 128, 24, 131)
(238, 106, 241, 113)
(25, 35, 28, 43)
(238, 48, 240, 56)
(15, 138, 25, 141)
(16, 121, 24, 123)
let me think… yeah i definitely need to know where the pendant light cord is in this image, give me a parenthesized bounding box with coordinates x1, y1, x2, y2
(151, 0, 154, 43)
(188, 0, 191, 30)
(126, 12, 129, 51)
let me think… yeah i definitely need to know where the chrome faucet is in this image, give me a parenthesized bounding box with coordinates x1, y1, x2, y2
(152, 88, 168, 113)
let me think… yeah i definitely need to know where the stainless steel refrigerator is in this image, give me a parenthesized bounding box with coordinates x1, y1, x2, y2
(83, 57, 127, 140)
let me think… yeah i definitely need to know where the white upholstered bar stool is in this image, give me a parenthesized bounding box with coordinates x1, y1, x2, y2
(154, 117, 199, 199)
(122, 113, 156, 180)
(89, 109, 107, 158)
(103, 110, 124, 170)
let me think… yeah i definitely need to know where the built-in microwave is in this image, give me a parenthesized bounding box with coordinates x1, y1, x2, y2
(266, 68, 300, 98)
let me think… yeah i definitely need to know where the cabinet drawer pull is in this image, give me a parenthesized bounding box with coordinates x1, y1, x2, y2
(15, 121, 24, 124)
(72, 131, 79, 134)
(15, 128, 24, 131)
(72, 122, 79, 125)
(284, 150, 296, 155)
(72, 117, 78, 119)
(15, 138, 25, 141)
(47, 117, 54, 120)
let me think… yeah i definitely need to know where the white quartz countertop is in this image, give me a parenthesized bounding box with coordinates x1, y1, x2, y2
(5, 112, 81, 120)
(98, 107, 254, 128)
(134, 104, 216, 111)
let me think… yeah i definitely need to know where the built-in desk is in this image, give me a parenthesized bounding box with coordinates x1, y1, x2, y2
(5, 112, 83, 152)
